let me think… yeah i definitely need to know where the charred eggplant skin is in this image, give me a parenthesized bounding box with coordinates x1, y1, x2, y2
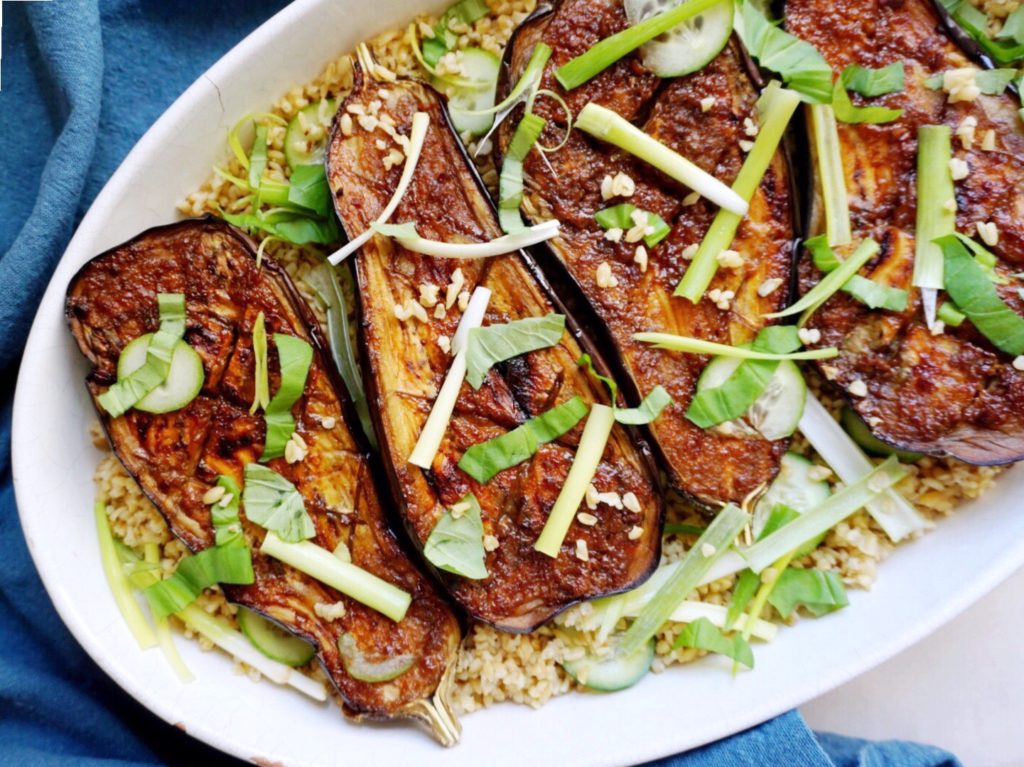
(326, 66, 663, 632)
(65, 218, 462, 729)
(494, 0, 796, 508)
(786, 0, 1024, 465)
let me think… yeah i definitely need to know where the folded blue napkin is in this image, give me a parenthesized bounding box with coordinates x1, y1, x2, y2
(0, 2, 963, 765)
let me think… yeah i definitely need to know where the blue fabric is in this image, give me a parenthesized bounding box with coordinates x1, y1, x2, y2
(0, 2, 965, 766)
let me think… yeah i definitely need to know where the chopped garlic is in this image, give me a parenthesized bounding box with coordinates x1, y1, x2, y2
(976, 220, 999, 247)
(848, 379, 868, 397)
(716, 249, 745, 269)
(575, 539, 590, 561)
(604, 227, 624, 243)
(596, 261, 618, 288)
(949, 157, 970, 181)
(681, 243, 699, 260)
(628, 526, 644, 541)
(700, 96, 716, 112)
(758, 277, 783, 297)
(634, 245, 648, 273)
(798, 327, 821, 345)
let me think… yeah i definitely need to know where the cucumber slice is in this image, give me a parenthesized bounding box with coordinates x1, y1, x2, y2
(841, 408, 923, 462)
(623, 0, 733, 78)
(753, 452, 831, 555)
(337, 632, 415, 682)
(432, 48, 499, 137)
(117, 334, 205, 414)
(238, 607, 316, 667)
(284, 99, 337, 168)
(561, 639, 654, 692)
(697, 356, 806, 441)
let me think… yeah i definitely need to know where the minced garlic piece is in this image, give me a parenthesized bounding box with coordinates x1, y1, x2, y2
(758, 277, 783, 297)
(628, 526, 644, 541)
(700, 96, 716, 112)
(575, 539, 590, 561)
(716, 249, 744, 269)
(949, 157, 970, 181)
(976, 220, 999, 247)
(314, 601, 347, 621)
(596, 261, 618, 288)
(681, 243, 699, 260)
(634, 245, 648, 273)
(576, 512, 598, 526)
(848, 379, 868, 397)
(798, 327, 821, 345)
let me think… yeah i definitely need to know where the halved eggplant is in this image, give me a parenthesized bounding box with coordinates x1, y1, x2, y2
(325, 61, 663, 632)
(495, 0, 796, 507)
(786, 0, 1024, 464)
(65, 218, 462, 743)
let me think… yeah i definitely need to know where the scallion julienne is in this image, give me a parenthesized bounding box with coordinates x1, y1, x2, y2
(143, 543, 194, 682)
(765, 238, 879, 325)
(328, 112, 430, 264)
(741, 456, 907, 573)
(409, 286, 492, 469)
(374, 219, 560, 258)
(798, 393, 928, 542)
(534, 404, 616, 558)
(633, 333, 839, 361)
(618, 504, 749, 656)
(673, 84, 801, 302)
(466, 42, 552, 118)
(575, 103, 748, 217)
(261, 532, 412, 623)
(555, 0, 724, 90)
(95, 500, 157, 649)
(914, 125, 956, 330)
(810, 104, 852, 247)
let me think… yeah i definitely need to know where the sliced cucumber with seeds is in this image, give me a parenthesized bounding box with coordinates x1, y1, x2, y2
(697, 356, 806, 441)
(238, 607, 316, 667)
(117, 334, 205, 414)
(623, 0, 733, 78)
(432, 48, 499, 137)
(284, 99, 337, 168)
(338, 632, 415, 682)
(561, 639, 655, 692)
(753, 452, 832, 554)
(841, 408, 923, 462)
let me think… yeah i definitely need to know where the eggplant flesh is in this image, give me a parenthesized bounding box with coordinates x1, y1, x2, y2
(497, 0, 796, 507)
(325, 65, 663, 632)
(65, 219, 462, 741)
(787, 0, 1024, 464)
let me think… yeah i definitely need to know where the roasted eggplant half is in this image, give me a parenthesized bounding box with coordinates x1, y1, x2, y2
(325, 62, 663, 632)
(495, 0, 796, 508)
(786, 0, 1024, 463)
(65, 218, 462, 742)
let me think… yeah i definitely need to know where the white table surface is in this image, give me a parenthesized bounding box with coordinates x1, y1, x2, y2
(801, 564, 1024, 767)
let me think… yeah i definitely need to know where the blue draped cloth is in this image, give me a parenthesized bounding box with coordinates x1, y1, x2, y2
(0, 2, 963, 765)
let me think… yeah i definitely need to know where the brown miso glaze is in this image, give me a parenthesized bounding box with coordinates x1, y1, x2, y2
(787, 0, 1024, 463)
(325, 66, 662, 632)
(498, 0, 795, 506)
(65, 219, 462, 735)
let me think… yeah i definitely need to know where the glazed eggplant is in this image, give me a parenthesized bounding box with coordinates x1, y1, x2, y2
(325, 62, 662, 632)
(65, 219, 462, 743)
(786, 0, 1024, 463)
(495, 0, 796, 507)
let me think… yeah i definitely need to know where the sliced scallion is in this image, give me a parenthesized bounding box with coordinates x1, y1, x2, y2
(466, 313, 565, 389)
(261, 532, 412, 622)
(260, 333, 314, 462)
(765, 238, 879, 325)
(95, 501, 157, 649)
(831, 66, 903, 125)
(673, 83, 801, 301)
(409, 286, 491, 469)
(618, 503, 749, 656)
(633, 332, 838, 360)
(809, 104, 852, 247)
(594, 204, 671, 248)
(798, 393, 928, 542)
(575, 103, 747, 216)
(806, 235, 908, 312)
(250, 312, 270, 414)
(143, 544, 254, 620)
(498, 112, 546, 234)
(555, 0, 724, 90)
(914, 125, 956, 330)
(742, 456, 906, 573)
(533, 404, 616, 558)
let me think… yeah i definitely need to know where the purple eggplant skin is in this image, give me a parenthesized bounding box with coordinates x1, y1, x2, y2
(64, 217, 464, 738)
(325, 63, 665, 633)
(492, 0, 798, 510)
(785, 0, 1024, 466)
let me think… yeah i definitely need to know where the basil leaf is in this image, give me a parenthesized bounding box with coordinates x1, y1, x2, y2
(577, 354, 673, 424)
(242, 463, 315, 542)
(613, 386, 672, 425)
(842, 62, 905, 96)
(725, 569, 760, 629)
(423, 493, 488, 579)
(457, 396, 588, 483)
(287, 164, 331, 217)
(465, 313, 566, 389)
(671, 617, 755, 668)
(938, 235, 1024, 355)
(735, 0, 833, 103)
(767, 568, 848, 619)
(833, 67, 903, 125)
(144, 544, 254, 619)
(686, 326, 801, 429)
(260, 333, 313, 462)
